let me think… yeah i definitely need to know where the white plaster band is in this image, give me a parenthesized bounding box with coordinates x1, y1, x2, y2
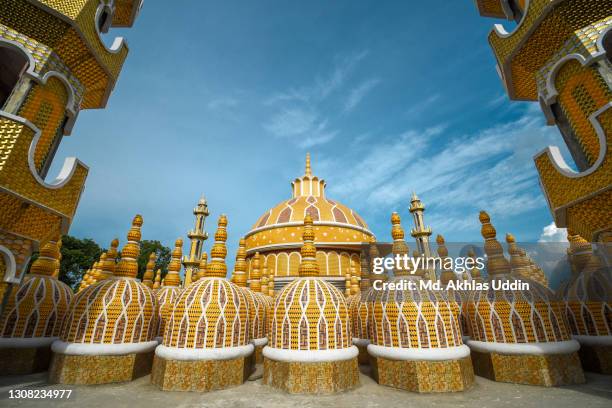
(51, 340, 158, 356)
(367, 344, 470, 361)
(467, 339, 580, 355)
(251, 337, 268, 347)
(573, 335, 612, 347)
(0, 336, 58, 349)
(263, 345, 358, 362)
(352, 338, 370, 347)
(155, 344, 254, 361)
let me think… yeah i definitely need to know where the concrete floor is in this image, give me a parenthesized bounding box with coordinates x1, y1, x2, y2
(0, 367, 610, 408)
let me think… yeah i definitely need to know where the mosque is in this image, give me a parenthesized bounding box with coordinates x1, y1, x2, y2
(0, 0, 610, 399)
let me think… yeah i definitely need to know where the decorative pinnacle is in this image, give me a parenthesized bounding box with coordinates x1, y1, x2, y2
(233, 237, 248, 287)
(250, 252, 262, 292)
(409, 191, 425, 212)
(436, 234, 448, 257)
(207, 214, 228, 278)
(100, 238, 119, 278)
(479, 211, 510, 276)
(165, 238, 183, 286)
(305, 152, 312, 177)
(114, 215, 143, 278)
(153, 269, 161, 289)
(30, 235, 61, 277)
(143, 252, 156, 287)
(391, 212, 410, 276)
(197, 252, 208, 280)
(299, 214, 319, 277)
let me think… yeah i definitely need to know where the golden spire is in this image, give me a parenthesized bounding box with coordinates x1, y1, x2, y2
(99, 238, 119, 278)
(207, 214, 229, 278)
(479, 211, 510, 276)
(249, 252, 262, 292)
(164, 238, 183, 286)
(114, 215, 143, 278)
(298, 214, 319, 277)
(369, 235, 384, 282)
(567, 230, 592, 275)
(305, 152, 312, 176)
(233, 238, 248, 287)
(391, 212, 411, 277)
(196, 252, 208, 280)
(91, 257, 104, 281)
(143, 252, 156, 288)
(153, 269, 161, 289)
(436, 234, 455, 284)
(30, 235, 61, 277)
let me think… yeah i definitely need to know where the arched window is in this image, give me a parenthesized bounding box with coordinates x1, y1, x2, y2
(0, 45, 29, 110)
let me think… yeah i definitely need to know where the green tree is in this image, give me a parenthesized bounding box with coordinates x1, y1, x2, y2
(58, 235, 103, 290)
(137, 240, 171, 281)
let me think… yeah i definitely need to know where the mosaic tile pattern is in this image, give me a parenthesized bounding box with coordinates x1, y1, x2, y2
(470, 350, 585, 386)
(370, 356, 474, 393)
(0, 346, 52, 374)
(263, 357, 359, 394)
(151, 355, 249, 392)
(49, 351, 154, 384)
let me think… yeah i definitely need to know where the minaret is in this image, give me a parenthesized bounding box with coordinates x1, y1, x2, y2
(143, 252, 156, 288)
(298, 214, 319, 277)
(182, 196, 210, 287)
(409, 192, 434, 280)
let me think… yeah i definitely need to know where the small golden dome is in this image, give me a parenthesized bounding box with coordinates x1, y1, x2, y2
(269, 217, 352, 351)
(163, 278, 249, 348)
(61, 216, 156, 345)
(0, 237, 73, 340)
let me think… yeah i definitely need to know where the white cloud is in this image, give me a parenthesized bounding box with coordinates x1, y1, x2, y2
(538, 222, 568, 243)
(405, 93, 440, 117)
(325, 106, 568, 234)
(343, 78, 380, 113)
(263, 49, 371, 147)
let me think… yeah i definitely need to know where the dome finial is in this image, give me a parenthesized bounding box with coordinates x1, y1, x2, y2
(142, 252, 156, 288)
(29, 234, 61, 277)
(153, 269, 161, 289)
(479, 211, 510, 276)
(233, 237, 248, 287)
(305, 152, 312, 176)
(196, 252, 208, 280)
(164, 238, 183, 286)
(114, 215, 143, 278)
(299, 214, 319, 277)
(207, 214, 229, 278)
(390, 212, 410, 276)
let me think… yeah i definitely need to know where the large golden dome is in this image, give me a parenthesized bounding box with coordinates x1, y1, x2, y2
(245, 154, 373, 285)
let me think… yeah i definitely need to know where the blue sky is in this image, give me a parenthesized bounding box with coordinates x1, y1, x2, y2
(50, 1, 572, 269)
